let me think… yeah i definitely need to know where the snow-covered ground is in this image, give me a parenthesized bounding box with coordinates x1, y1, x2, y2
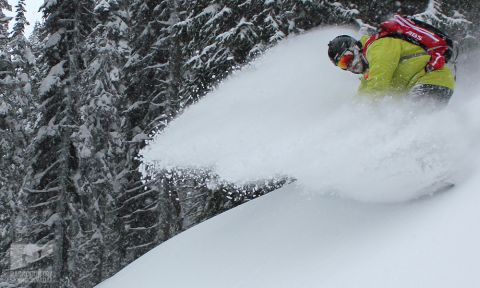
(98, 180, 480, 288)
(97, 27, 480, 287)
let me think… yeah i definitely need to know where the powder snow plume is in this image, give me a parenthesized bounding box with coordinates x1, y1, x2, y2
(141, 27, 480, 203)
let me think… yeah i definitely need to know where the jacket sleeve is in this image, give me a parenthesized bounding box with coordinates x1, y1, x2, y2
(358, 37, 402, 98)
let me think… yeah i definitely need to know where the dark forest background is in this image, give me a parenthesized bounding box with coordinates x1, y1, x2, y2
(1, 0, 479, 287)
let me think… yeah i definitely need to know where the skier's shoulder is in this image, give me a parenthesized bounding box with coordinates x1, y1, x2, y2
(363, 37, 404, 61)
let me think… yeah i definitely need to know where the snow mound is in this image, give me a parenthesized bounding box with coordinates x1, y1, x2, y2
(97, 178, 480, 288)
(141, 27, 480, 203)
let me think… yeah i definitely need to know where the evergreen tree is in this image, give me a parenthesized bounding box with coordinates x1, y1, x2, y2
(69, 0, 131, 284)
(118, 0, 184, 266)
(0, 0, 14, 281)
(414, 0, 472, 38)
(0, 0, 11, 40)
(11, 0, 28, 38)
(19, 0, 95, 286)
(0, 0, 11, 62)
(9, 0, 35, 108)
(28, 22, 43, 50)
(178, 0, 260, 105)
(348, 0, 430, 25)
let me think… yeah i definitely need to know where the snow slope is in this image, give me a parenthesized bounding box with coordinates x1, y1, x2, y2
(98, 180, 480, 288)
(98, 27, 480, 287)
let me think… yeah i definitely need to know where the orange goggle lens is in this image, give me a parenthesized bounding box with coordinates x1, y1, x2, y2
(337, 53, 354, 70)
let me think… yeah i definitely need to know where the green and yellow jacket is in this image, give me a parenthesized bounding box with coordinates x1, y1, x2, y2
(358, 36, 455, 99)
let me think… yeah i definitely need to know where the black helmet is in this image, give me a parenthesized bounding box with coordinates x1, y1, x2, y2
(328, 35, 361, 65)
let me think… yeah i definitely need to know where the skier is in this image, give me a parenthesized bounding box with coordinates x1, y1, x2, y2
(327, 17, 455, 104)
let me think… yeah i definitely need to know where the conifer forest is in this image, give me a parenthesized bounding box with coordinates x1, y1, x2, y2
(0, 0, 479, 287)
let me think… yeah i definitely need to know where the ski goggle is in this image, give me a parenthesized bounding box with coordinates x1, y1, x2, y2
(336, 50, 354, 70)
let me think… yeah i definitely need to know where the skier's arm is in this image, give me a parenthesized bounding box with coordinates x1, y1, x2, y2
(358, 38, 401, 98)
